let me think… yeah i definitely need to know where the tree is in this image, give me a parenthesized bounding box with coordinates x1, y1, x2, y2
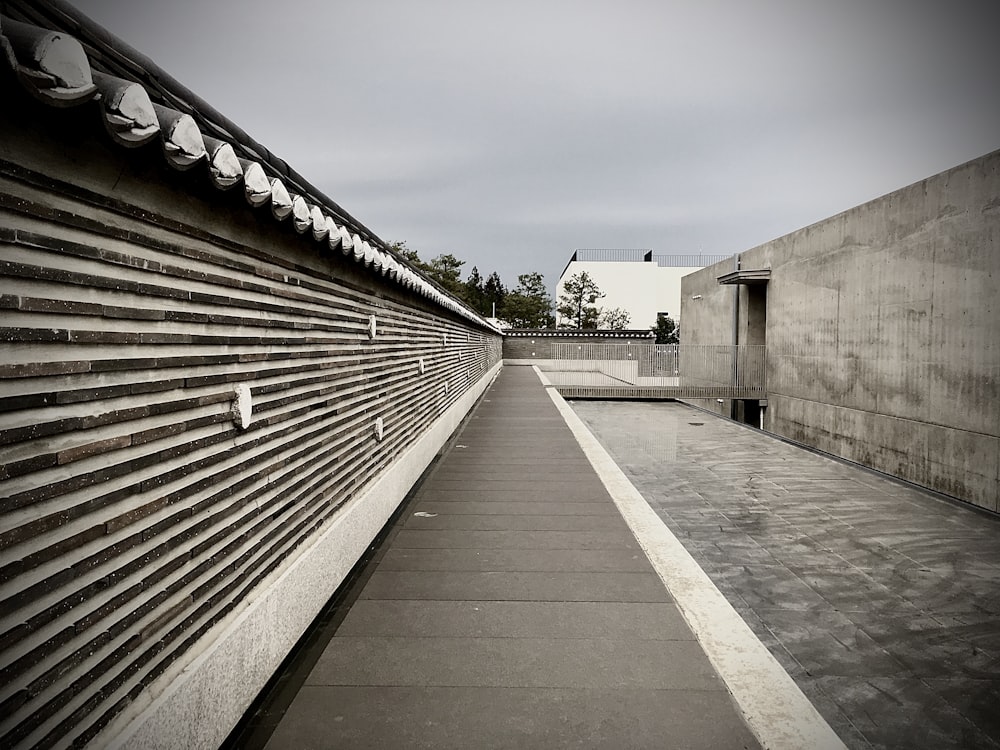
(483, 271, 507, 318)
(387, 240, 426, 272)
(557, 271, 604, 329)
(651, 313, 679, 344)
(424, 253, 465, 297)
(500, 272, 554, 329)
(464, 266, 487, 314)
(601, 307, 631, 330)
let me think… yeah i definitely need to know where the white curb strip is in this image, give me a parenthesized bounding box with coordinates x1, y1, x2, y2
(536, 366, 846, 750)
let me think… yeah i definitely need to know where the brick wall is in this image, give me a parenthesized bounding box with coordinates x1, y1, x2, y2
(0, 73, 500, 749)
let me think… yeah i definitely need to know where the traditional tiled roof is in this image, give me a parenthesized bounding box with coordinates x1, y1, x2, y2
(0, 0, 499, 332)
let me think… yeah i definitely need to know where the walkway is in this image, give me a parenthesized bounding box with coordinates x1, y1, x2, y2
(231, 365, 1000, 749)
(572, 400, 1000, 750)
(251, 365, 764, 749)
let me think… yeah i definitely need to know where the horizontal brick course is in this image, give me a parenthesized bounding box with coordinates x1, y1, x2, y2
(0, 168, 501, 749)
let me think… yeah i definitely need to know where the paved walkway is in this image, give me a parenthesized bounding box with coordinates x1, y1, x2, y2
(235, 365, 1000, 749)
(255, 366, 762, 749)
(572, 400, 1000, 750)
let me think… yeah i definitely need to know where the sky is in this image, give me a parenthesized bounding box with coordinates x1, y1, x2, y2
(71, 0, 1000, 295)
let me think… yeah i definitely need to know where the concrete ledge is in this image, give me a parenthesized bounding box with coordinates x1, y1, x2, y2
(100, 363, 502, 750)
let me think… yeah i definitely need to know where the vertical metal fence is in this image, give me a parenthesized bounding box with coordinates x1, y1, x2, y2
(539, 343, 766, 397)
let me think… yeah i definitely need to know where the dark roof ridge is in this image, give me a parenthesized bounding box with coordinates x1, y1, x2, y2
(0, 0, 499, 332)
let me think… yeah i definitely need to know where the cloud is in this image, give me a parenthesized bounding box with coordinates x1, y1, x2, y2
(71, 0, 1000, 292)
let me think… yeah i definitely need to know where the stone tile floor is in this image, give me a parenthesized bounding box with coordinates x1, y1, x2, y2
(571, 400, 1000, 750)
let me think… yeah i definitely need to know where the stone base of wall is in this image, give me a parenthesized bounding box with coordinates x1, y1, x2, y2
(99, 363, 502, 750)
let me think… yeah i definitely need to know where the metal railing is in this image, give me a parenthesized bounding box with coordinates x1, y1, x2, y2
(650, 254, 731, 267)
(568, 250, 732, 267)
(538, 343, 766, 398)
(572, 249, 651, 262)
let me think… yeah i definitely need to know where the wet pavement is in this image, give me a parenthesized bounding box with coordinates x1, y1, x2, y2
(571, 400, 1000, 750)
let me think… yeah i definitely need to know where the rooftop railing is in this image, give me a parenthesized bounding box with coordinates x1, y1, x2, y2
(568, 250, 732, 267)
(650, 254, 731, 267)
(571, 249, 651, 262)
(537, 343, 766, 399)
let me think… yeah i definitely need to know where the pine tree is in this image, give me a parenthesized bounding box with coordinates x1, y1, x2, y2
(651, 313, 680, 343)
(483, 272, 507, 318)
(500, 272, 554, 329)
(557, 271, 604, 329)
(424, 254, 465, 298)
(464, 266, 487, 314)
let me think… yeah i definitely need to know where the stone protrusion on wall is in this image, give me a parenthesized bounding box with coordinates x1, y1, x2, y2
(232, 383, 254, 429)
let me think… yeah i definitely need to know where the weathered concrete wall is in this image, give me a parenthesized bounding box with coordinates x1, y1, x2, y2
(0, 57, 500, 750)
(681, 150, 1000, 511)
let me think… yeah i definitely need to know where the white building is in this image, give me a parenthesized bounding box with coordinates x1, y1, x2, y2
(555, 249, 729, 329)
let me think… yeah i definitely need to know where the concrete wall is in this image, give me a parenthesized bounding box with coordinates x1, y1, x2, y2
(681, 150, 1000, 511)
(0, 45, 501, 750)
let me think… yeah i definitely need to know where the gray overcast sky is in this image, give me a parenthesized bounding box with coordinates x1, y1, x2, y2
(73, 0, 1000, 298)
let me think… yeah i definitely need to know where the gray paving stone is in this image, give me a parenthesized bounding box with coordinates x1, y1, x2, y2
(843, 612, 1000, 677)
(411, 500, 618, 516)
(306, 636, 723, 690)
(440, 454, 592, 464)
(337, 600, 692, 639)
(788, 565, 916, 614)
(807, 675, 1000, 750)
(257, 369, 761, 750)
(377, 547, 652, 573)
(428, 469, 593, 481)
(264, 686, 761, 750)
(746, 608, 910, 678)
(360, 570, 671, 602)
(572, 399, 1000, 750)
(431, 457, 594, 468)
(921, 678, 1000, 748)
(424, 479, 609, 494)
(415, 488, 611, 503)
(401, 511, 627, 531)
(391, 528, 640, 550)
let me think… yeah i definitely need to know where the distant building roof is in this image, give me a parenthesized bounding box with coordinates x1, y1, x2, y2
(561, 249, 732, 278)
